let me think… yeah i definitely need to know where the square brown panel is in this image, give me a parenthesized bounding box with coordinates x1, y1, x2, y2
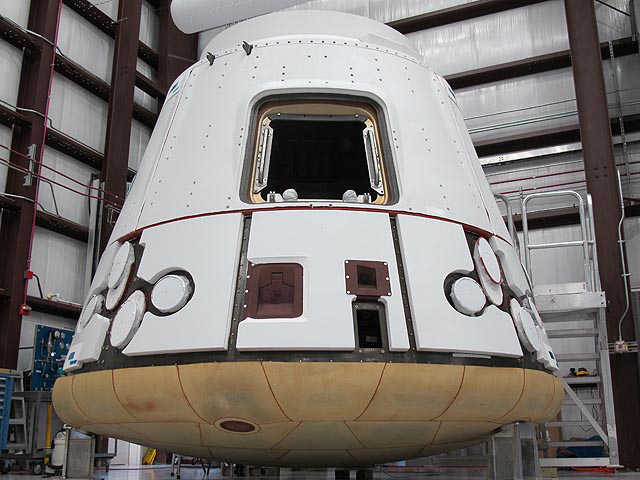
(244, 263, 303, 319)
(345, 260, 391, 298)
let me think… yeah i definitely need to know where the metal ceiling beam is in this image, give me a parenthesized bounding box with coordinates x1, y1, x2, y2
(388, 0, 549, 34)
(506, 204, 640, 231)
(27, 295, 81, 319)
(136, 71, 166, 99)
(565, 0, 640, 468)
(447, 36, 638, 89)
(99, 0, 143, 254)
(62, 0, 158, 67)
(0, 196, 89, 242)
(0, 15, 40, 51)
(0, 0, 61, 369)
(35, 210, 89, 243)
(474, 113, 640, 157)
(0, 20, 158, 128)
(45, 128, 104, 171)
(55, 53, 158, 129)
(0, 103, 30, 129)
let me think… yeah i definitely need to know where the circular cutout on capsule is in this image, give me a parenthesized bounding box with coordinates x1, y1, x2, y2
(110, 290, 146, 349)
(79, 294, 104, 330)
(108, 242, 135, 290)
(215, 418, 259, 435)
(509, 299, 541, 353)
(151, 274, 192, 313)
(450, 277, 485, 315)
(474, 237, 502, 284)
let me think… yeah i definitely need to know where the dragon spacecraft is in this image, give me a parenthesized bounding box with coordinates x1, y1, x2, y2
(53, 6, 563, 467)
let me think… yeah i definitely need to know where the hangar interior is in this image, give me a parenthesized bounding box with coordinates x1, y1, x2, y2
(1, 0, 640, 478)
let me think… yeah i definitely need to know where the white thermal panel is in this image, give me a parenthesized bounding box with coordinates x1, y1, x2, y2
(397, 214, 522, 357)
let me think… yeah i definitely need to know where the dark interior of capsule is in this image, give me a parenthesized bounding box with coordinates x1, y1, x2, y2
(355, 307, 383, 348)
(261, 119, 378, 201)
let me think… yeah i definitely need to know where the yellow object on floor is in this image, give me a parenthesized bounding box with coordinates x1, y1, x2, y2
(142, 448, 156, 465)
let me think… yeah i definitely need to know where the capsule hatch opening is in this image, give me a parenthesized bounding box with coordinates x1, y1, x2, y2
(248, 99, 392, 204)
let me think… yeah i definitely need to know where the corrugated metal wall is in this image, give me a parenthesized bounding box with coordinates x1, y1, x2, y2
(0, 0, 158, 370)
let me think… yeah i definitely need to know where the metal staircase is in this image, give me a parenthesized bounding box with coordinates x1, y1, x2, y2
(520, 191, 620, 468)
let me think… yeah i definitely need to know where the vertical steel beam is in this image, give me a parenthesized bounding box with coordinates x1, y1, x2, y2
(99, 0, 143, 253)
(565, 0, 640, 468)
(0, 1, 60, 369)
(158, 0, 198, 93)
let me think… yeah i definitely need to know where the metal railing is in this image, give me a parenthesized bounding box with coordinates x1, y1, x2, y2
(521, 190, 595, 291)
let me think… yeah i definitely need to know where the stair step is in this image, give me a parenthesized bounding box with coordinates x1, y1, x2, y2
(563, 398, 601, 406)
(547, 328, 598, 338)
(7, 443, 27, 449)
(545, 421, 596, 427)
(566, 375, 600, 385)
(556, 353, 599, 362)
(547, 441, 605, 447)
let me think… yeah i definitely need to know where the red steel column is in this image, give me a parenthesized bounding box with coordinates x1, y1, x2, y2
(0, 1, 61, 369)
(565, 0, 640, 467)
(99, 0, 143, 253)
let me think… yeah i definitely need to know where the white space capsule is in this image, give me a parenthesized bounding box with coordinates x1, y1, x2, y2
(53, 10, 562, 467)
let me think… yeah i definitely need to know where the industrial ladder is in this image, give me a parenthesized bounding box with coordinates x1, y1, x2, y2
(6, 372, 27, 452)
(0, 373, 12, 452)
(520, 191, 620, 468)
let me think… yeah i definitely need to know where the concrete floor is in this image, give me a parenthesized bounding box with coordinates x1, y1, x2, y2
(3, 465, 640, 480)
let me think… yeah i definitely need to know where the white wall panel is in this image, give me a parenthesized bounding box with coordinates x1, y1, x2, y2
(18, 312, 76, 371)
(0, 0, 31, 27)
(140, 0, 160, 50)
(459, 55, 640, 144)
(287, 0, 479, 26)
(39, 146, 98, 226)
(89, 0, 117, 20)
(57, 4, 114, 83)
(0, 42, 23, 108)
(134, 86, 158, 113)
(0, 125, 11, 193)
(595, 0, 633, 41)
(28, 226, 87, 304)
(624, 217, 640, 290)
(128, 118, 151, 171)
(48, 73, 108, 152)
(136, 59, 159, 112)
(408, 1, 569, 76)
(458, 68, 577, 143)
(368, 0, 472, 24)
